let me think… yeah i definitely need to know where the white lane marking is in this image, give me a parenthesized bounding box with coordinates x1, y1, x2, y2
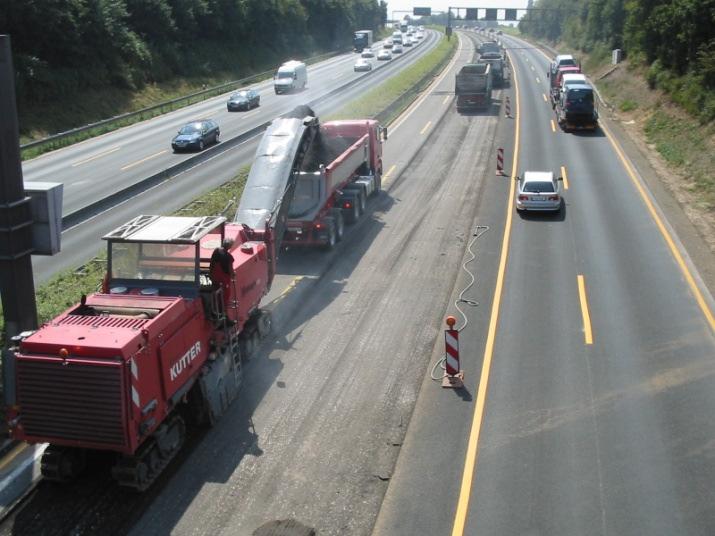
(120, 150, 168, 171)
(71, 146, 121, 167)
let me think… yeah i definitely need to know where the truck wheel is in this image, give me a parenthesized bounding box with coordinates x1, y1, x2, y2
(331, 209, 345, 242)
(357, 190, 366, 216)
(373, 169, 382, 195)
(343, 197, 359, 224)
(322, 218, 337, 250)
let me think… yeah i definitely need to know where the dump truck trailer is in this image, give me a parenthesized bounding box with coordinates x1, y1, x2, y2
(455, 63, 492, 112)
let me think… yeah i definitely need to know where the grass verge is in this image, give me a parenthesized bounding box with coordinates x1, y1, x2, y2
(0, 29, 456, 343)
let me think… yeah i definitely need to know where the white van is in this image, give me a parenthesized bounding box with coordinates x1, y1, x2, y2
(391, 31, 403, 45)
(274, 61, 307, 94)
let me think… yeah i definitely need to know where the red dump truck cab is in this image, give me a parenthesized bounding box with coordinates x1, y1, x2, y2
(283, 119, 385, 248)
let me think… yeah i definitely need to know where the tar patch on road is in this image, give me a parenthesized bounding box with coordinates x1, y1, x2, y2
(253, 518, 316, 536)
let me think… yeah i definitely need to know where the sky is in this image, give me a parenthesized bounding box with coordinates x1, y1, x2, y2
(385, 0, 531, 21)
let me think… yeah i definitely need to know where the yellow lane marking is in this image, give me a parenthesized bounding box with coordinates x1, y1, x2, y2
(264, 276, 306, 309)
(120, 150, 168, 171)
(550, 119, 556, 133)
(536, 77, 541, 84)
(560, 165, 569, 190)
(71, 146, 121, 167)
(530, 65, 535, 71)
(420, 121, 432, 135)
(0, 443, 29, 473)
(442, 95, 451, 105)
(451, 47, 522, 536)
(542, 93, 548, 102)
(382, 164, 397, 186)
(521, 33, 715, 333)
(577, 275, 594, 344)
(600, 123, 715, 333)
(390, 33, 464, 133)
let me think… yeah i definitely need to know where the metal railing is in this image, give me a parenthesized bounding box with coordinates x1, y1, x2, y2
(20, 49, 347, 156)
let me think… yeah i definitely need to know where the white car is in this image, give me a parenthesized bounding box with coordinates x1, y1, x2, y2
(515, 171, 563, 213)
(361, 49, 375, 58)
(354, 58, 372, 72)
(383, 38, 393, 49)
(392, 44, 403, 54)
(377, 49, 392, 61)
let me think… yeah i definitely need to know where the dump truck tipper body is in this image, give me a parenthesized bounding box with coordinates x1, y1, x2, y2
(455, 63, 492, 112)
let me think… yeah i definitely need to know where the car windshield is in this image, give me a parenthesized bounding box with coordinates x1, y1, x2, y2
(233, 92, 248, 99)
(559, 59, 577, 67)
(523, 181, 555, 193)
(566, 89, 593, 104)
(277, 71, 293, 79)
(179, 125, 201, 135)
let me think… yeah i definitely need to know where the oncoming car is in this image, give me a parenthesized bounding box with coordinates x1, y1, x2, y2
(171, 119, 220, 152)
(515, 171, 563, 212)
(227, 89, 260, 111)
(377, 49, 392, 61)
(354, 58, 373, 72)
(361, 49, 375, 58)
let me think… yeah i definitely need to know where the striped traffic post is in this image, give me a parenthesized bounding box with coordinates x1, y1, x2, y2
(505, 96, 512, 118)
(496, 147, 505, 176)
(442, 316, 464, 388)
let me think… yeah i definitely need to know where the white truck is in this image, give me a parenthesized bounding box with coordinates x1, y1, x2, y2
(274, 61, 307, 94)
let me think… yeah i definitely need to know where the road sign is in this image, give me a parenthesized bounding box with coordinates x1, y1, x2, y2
(505, 8, 518, 21)
(485, 8, 497, 20)
(465, 8, 478, 20)
(413, 7, 431, 16)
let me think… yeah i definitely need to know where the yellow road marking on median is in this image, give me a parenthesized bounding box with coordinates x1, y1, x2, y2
(536, 77, 541, 84)
(120, 150, 168, 171)
(0, 443, 29, 473)
(420, 121, 432, 135)
(530, 65, 535, 71)
(577, 275, 594, 345)
(600, 123, 715, 333)
(71, 146, 121, 167)
(550, 119, 556, 132)
(442, 95, 451, 105)
(390, 33, 464, 133)
(513, 33, 715, 332)
(542, 93, 548, 102)
(451, 47, 522, 536)
(382, 164, 397, 186)
(560, 165, 569, 190)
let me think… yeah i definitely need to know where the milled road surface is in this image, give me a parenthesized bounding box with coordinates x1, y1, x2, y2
(0, 32, 490, 535)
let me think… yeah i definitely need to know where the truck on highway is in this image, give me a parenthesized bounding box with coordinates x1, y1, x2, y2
(274, 60, 307, 94)
(478, 40, 501, 56)
(554, 83, 599, 131)
(284, 120, 387, 249)
(400, 21, 408, 32)
(353, 30, 373, 52)
(4, 106, 379, 490)
(478, 51, 507, 87)
(455, 63, 492, 112)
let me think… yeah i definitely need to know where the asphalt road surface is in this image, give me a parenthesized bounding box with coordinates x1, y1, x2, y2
(374, 31, 715, 536)
(30, 31, 441, 284)
(22, 32, 438, 218)
(6, 29, 715, 536)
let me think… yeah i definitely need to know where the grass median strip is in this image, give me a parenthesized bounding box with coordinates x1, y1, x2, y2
(0, 30, 457, 342)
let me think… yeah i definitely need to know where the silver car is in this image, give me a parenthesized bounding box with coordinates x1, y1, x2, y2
(515, 171, 563, 212)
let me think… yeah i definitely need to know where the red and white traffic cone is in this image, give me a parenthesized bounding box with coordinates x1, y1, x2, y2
(505, 96, 512, 118)
(442, 316, 464, 388)
(496, 147, 505, 176)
